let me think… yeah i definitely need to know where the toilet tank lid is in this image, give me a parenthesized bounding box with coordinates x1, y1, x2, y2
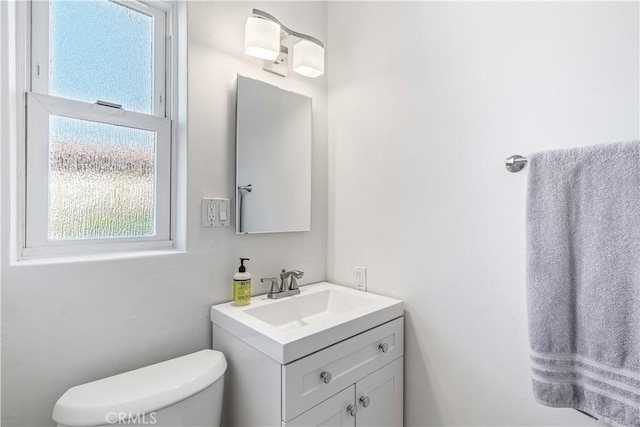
(52, 349, 227, 427)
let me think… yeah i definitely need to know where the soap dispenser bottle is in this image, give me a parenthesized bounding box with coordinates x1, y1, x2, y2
(233, 258, 251, 305)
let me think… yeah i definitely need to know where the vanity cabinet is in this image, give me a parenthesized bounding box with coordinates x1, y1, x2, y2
(285, 357, 403, 427)
(212, 316, 404, 427)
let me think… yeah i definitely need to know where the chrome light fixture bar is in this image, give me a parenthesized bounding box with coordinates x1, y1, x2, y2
(244, 9, 325, 78)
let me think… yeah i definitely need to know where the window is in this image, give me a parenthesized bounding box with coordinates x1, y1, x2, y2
(25, 0, 175, 256)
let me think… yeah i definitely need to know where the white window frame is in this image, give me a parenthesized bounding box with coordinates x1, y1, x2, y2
(22, 0, 177, 258)
(30, 0, 167, 117)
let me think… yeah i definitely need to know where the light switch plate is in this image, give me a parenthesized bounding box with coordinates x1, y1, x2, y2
(202, 198, 231, 227)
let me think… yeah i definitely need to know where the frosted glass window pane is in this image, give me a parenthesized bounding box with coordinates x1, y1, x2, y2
(48, 116, 156, 240)
(49, 0, 154, 114)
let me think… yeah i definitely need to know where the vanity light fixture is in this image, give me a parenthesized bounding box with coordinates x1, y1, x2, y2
(244, 9, 325, 78)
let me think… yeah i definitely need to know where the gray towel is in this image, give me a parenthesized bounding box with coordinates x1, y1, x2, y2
(526, 141, 640, 427)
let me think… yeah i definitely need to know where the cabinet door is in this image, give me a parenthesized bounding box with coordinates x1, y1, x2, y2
(284, 386, 356, 427)
(355, 357, 403, 427)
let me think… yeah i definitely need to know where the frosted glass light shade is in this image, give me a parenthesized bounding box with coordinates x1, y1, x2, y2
(293, 39, 324, 78)
(244, 17, 280, 61)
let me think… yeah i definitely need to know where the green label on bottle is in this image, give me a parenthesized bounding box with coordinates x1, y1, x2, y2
(234, 279, 251, 305)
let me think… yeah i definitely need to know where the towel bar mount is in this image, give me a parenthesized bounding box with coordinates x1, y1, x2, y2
(505, 155, 528, 173)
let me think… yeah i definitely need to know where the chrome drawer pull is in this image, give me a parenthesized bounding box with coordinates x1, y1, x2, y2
(359, 395, 371, 408)
(320, 371, 332, 384)
(379, 342, 389, 353)
(347, 404, 358, 417)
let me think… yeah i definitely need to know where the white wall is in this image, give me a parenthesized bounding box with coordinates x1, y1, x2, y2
(0, 2, 327, 426)
(327, 2, 638, 426)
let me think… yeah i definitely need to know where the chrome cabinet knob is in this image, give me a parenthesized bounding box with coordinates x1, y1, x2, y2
(320, 371, 332, 384)
(379, 342, 389, 353)
(359, 396, 371, 408)
(346, 404, 358, 417)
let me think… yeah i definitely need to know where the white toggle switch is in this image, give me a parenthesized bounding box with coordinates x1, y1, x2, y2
(219, 203, 227, 221)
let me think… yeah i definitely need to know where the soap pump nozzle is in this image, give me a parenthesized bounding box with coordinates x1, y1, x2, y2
(239, 257, 250, 273)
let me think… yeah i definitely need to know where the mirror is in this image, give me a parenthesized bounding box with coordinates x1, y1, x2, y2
(236, 76, 312, 234)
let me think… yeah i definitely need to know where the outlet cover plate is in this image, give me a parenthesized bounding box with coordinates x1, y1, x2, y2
(355, 266, 367, 291)
(202, 198, 231, 227)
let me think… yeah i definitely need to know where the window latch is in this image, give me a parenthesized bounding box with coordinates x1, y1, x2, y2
(95, 100, 123, 110)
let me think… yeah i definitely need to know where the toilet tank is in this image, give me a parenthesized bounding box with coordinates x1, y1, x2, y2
(53, 350, 227, 427)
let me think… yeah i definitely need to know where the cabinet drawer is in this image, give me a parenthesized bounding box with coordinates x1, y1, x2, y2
(282, 317, 403, 422)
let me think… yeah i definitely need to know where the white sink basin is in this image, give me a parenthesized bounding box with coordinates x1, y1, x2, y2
(244, 287, 377, 329)
(210, 282, 403, 363)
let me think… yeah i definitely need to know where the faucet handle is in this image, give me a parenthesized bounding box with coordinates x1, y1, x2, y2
(261, 278, 279, 296)
(289, 270, 304, 290)
(280, 268, 292, 290)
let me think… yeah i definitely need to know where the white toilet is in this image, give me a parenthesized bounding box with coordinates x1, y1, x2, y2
(52, 350, 227, 427)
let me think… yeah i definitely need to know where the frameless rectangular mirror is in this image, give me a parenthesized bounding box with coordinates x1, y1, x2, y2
(236, 76, 312, 234)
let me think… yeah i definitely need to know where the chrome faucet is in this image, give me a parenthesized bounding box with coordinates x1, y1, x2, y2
(263, 269, 304, 299)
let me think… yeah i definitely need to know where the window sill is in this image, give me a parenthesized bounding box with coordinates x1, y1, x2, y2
(12, 247, 186, 266)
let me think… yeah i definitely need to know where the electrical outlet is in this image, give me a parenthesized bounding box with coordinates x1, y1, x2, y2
(202, 198, 216, 227)
(355, 266, 367, 291)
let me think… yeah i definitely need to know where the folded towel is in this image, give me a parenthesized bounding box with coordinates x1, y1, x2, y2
(526, 141, 640, 427)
